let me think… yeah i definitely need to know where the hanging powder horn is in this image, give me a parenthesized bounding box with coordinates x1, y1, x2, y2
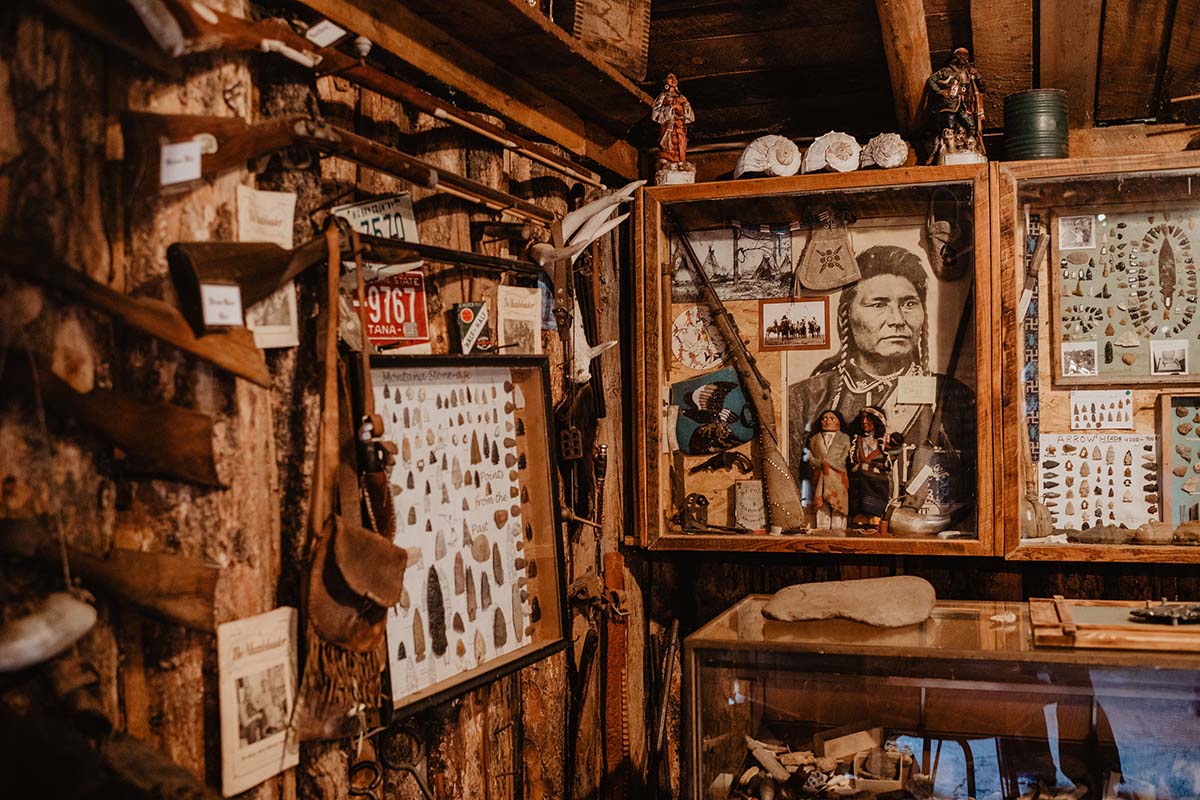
(670, 217, 806, 532)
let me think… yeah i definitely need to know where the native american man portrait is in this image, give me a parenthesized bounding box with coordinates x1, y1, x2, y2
(787, 245, 976, 487)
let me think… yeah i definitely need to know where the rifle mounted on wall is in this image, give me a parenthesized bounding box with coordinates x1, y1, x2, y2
(669, 216, 807, 533)
(0, 248, 270, 386)
(167, 231, 543, 334)
(121, 111, 555, 226)
(125, 0, 604, 187)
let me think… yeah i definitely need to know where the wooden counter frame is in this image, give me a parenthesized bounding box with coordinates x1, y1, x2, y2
(633, 165, 996, 555)
(994, 153, 1200, 563)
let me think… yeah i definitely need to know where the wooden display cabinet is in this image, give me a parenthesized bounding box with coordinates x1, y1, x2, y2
(994, 153, 1200, 562)
(633, 165, 995, 554)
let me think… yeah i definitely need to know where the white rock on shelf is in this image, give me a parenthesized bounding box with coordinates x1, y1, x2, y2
(734, 135, 802, 178)
(803, 131, 861, 173)
(762, 575, 936, 627)
(861, 133, 910, 169)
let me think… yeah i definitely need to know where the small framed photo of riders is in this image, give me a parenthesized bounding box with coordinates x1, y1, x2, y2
(758, 297, 830, 352)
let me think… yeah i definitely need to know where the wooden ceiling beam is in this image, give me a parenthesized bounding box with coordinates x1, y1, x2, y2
(299, 0, 640, 179)
(1039, 0, 1102, 127)
(875, 0, 933, 134)
(970, 0, 1033, 129)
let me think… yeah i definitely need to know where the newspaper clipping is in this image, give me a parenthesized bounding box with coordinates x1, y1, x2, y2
(217, 606, 299, 796)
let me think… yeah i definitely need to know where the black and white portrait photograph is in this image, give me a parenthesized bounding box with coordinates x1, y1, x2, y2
(1062, 340, 1099, 377)
(1151, 338, 1189, 376)
(759, 297, 829, 351)
(235, 664, 290, 747)
(1058, 214, 1096, 250)
(671, 223, 792, 302)
(781, 219, 978, 528)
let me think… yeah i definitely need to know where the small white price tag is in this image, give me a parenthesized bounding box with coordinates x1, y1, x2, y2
(895, 375, 936, 405)
(305, 19, 346, 47)
(160, 140, 202, 186)
(200, 283, 244, 327)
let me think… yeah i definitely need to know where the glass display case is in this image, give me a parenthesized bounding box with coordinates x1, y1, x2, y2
(633, 165, 994, 555)
(685, 596, 1200, 800)
(994, 154, 1200, 561)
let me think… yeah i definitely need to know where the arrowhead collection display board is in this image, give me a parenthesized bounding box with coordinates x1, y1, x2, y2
(995, 152, 1200, 562)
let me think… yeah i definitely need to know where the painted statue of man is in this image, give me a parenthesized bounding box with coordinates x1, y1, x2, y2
(926, 47, 986, 159)
(652, 73, 694, 165)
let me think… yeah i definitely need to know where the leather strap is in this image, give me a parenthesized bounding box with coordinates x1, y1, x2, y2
(603, 551, 629, 799)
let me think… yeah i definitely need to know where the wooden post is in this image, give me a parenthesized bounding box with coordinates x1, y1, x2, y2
(875, 0, 932, 135)
(1039, 0, 1102, 128)
(971, 0, 1034, 128)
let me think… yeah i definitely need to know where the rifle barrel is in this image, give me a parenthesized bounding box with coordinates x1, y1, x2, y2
(155, 0, 603, 187)
(358, 235, 541, 276)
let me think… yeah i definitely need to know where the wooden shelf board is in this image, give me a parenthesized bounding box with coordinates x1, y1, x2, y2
(387, 0, 652, 136)
(1008, 543, 1200, 563)
(647, 533, 991, 556)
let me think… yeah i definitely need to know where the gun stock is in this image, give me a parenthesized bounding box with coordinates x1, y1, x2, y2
(7, 357, 222, 487)
(671, 222, 807, 532)
(0, 248, 270, 386)
(147, 0, 603, 187)
(122, 112, 553, 224)
(167, 236, 326, 335)
(66, 546, 219, 632)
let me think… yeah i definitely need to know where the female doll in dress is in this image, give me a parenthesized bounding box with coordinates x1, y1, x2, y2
(849, 406, 892, 528)
(807, 409, 850, 530)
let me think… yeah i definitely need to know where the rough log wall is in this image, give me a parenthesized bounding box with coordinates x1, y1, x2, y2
(0, 3, 622, 799)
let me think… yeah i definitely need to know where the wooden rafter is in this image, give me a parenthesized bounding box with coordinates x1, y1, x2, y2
(875, 0, 934, 134)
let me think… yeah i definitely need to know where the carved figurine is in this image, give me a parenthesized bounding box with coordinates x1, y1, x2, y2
(652, 73, 696, 185)
(808, 410, 850, 530)
(849, 406, 892, 527)
(925, 47, 987, 164)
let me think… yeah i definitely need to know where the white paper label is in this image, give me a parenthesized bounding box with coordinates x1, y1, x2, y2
(236, 185, 296, 249)
(160, 140, 202, 186)
(201, 283, 244, 326)
(895, 375, 936, 405)
(305, 19, 346, 47)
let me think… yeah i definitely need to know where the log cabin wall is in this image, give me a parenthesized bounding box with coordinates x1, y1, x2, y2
(0, 2, 633, 798)
(4, 2, 1200, 800)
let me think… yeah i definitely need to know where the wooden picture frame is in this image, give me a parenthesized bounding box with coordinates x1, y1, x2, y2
(757, 297, 830, 352)
(363, 356, 568, 717)
(634, 165, 996, 555)
(995, 152, 1200, 563)
(1030, 596, 1200, 652)
(1048, 200, 1200, 388)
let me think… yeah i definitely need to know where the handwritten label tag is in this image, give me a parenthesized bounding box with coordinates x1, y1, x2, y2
(236, 185, 296, 249)
(305, 19, 346, 47)
(896, 375, 936, 405)
(200, 283, 244, 327)
(160, 140, 202, 186)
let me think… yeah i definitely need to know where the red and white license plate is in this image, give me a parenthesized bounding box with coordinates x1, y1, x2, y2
(355, 271, 430, 348)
